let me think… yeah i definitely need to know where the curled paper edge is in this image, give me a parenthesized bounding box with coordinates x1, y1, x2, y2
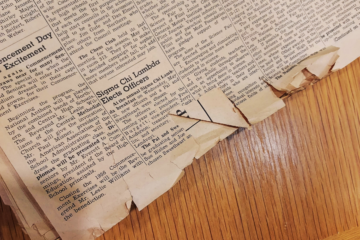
(266, 46, 340, 93)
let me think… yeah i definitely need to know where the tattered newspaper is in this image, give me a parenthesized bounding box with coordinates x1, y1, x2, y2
(0, 0, 359, 239)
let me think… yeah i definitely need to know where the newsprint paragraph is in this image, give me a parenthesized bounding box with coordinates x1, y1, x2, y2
(0, 0, 359, 239)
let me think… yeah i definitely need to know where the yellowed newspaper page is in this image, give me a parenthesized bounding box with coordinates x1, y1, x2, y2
(0, 0, 359, 240)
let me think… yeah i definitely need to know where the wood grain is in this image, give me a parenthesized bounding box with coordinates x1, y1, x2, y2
(324, 227, 360, 240)
(1, 58, 360, 240)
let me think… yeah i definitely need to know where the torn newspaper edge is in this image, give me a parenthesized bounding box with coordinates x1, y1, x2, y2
(266, 46, 340, 93)
(125, 88, 252, 210)
(0, 45, 356, 240)
(66, 86, 284, 219)
(0, 87, 285, 240)
(118, 41, 358, 233)
(0, 78, 328, 240)
(0, 114, 188, 240)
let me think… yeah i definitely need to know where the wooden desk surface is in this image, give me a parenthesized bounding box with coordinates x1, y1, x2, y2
(1, 59, 360, 240)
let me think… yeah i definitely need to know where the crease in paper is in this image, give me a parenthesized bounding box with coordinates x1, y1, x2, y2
(170, 88, 250, 128)
(169, 88, 250, 159)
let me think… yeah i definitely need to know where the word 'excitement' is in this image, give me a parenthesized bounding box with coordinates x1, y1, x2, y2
(0, 32, 53, 71)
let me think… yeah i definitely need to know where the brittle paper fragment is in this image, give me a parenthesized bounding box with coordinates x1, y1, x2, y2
(266, 47, 340, 93)
(170, 88, 250, 158)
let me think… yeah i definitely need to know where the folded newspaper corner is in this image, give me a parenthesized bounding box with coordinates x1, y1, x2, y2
(0, 0, 359, 239)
